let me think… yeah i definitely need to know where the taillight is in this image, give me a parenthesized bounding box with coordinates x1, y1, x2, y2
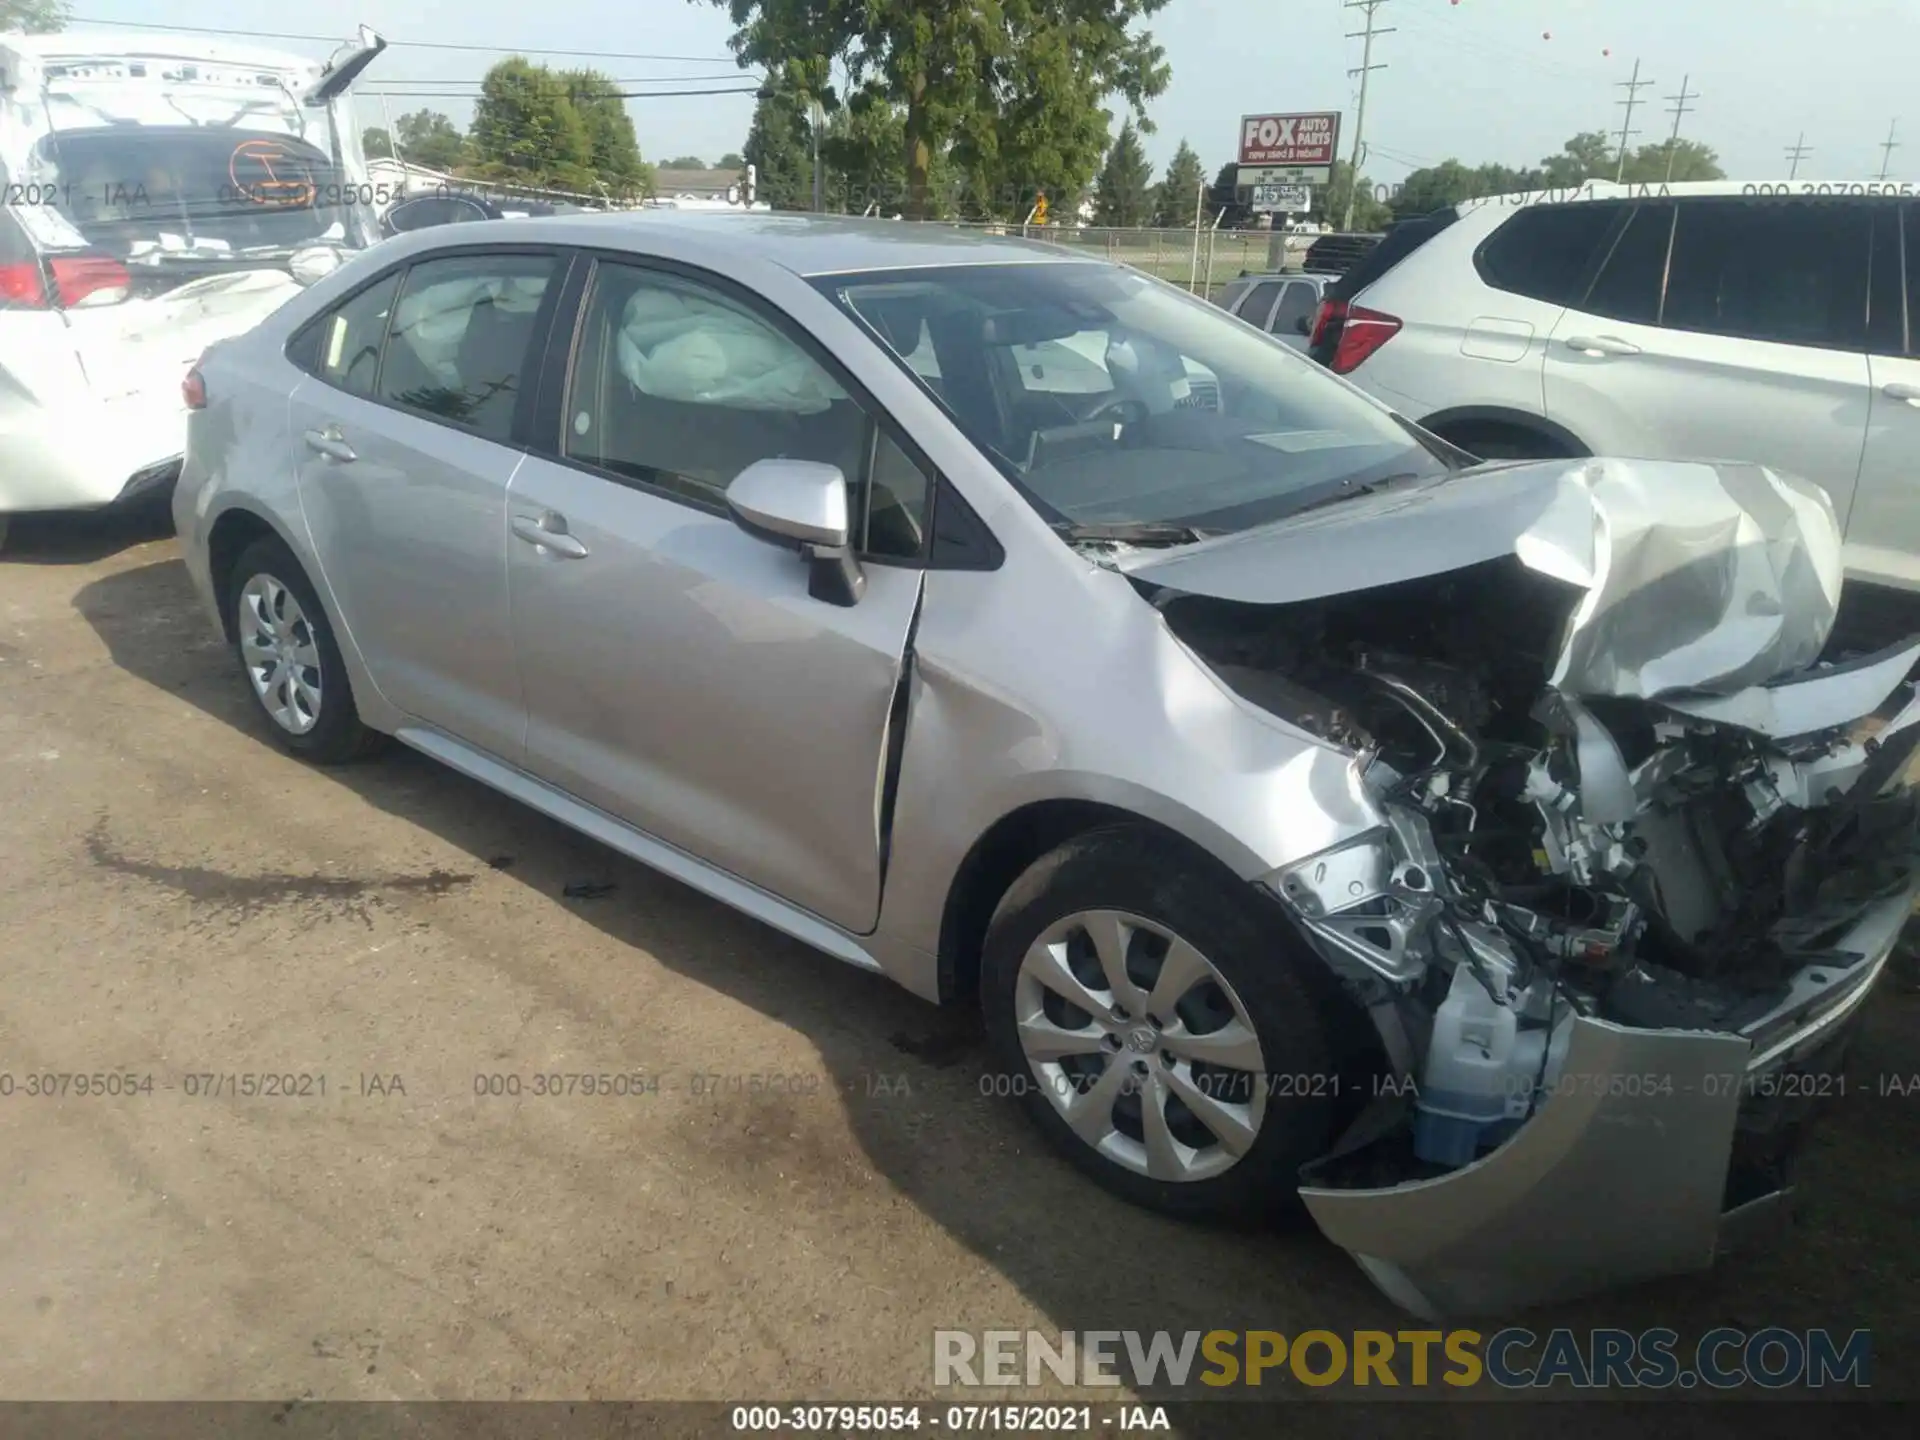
(0, 261, 49, 307)
(0, 255, 131, 309)
(183, 364, 207, 410)
(50, 255, 131, 308)
(1327, 304, 1401, 375)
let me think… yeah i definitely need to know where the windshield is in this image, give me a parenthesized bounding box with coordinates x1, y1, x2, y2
(813, 261, 1454, 534)
(28, 125, 366, 262)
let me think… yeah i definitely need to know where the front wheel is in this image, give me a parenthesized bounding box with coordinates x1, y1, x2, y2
(980, 826, 1364, 1221)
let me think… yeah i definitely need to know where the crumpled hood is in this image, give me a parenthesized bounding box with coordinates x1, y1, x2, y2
(1121, 457, 1843, 700)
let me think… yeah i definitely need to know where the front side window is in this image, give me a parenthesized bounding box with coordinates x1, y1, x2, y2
(1580, 202, 1673, 325)
(375, 252, 557, 442)
(816, 262, 1455, 535)
(301, 271, 402, 398)
(1661, 198, 1870, 349)
(563, 261, 930, 559)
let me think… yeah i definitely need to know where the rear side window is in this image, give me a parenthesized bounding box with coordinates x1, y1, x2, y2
(1236, 280, 1284, 326)
(1904, 203, 1920, 356)
(1660, 198, 1871, 350)
(376, 252, 558, 442)
(1580, 202, 1673, 324)
(1475, 202, 1625, 304)
(386, 196, 492, 233)
(1272, 280, 1319, 334)
(302, 272, 402, 398)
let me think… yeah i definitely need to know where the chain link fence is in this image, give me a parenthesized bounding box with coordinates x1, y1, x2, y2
(891, 221, 1316, 299)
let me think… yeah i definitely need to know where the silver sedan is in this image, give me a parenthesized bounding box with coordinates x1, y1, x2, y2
(174, 211, 1920, 1318)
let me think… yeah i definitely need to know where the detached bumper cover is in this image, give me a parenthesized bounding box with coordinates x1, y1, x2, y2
(1299, 890, 1911, 1320)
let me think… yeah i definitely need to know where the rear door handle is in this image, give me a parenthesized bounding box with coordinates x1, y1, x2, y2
(1882, 382, 1920, 406)
(302, 427, 356, 462)
(511, 512, 589, 558)
(1563, 335, 1643, 357)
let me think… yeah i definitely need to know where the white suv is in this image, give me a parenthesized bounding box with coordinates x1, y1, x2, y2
(1310, 181, 1920, 620)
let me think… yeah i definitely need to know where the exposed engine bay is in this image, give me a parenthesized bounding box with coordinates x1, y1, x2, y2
(1158, 552, 1920, 1174)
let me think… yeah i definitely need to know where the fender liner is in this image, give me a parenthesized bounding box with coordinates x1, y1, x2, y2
(1418, 405, 1590, 456)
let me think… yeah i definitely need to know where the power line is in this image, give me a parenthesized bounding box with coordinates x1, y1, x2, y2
(1784, 132, 1812, 180)
(1341, 0, 1394, 231)
(376, 74, 766, 87)
(360, 87, 762, 101)
(1612, 58, 1655, 182)
(64, 16, 741, 65)
(1661, 74, 1699, 182)
(1878, 119, 1901, 180)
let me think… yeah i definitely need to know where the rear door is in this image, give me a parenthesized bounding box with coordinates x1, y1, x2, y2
(287, 246, 567, 763)
(1542, 196, 1873, 516)
(1850, 200, 1920, 592)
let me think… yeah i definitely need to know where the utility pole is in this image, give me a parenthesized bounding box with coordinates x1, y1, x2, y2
(1661, 74, 1699, 183)
(1784, 132, 1812, 180)
(1877, 119, 1900, 180)
(1613, 58, 1655, 182)
(809, 96, 825, 212)
(1341, 0, 1393, 232)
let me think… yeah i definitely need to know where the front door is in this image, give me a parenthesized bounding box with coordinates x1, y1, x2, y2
(1848, 201, 1920, 593)
(506, 258, 932, 934)
(1543, 197, 1874, 525)
(289, 248, 563, 762)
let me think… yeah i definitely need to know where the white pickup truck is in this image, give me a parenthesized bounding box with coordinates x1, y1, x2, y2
(0, 24, 387, 550)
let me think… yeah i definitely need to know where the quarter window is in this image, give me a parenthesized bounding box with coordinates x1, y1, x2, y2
(1272, 281, 1319, 334)
(301, 271, 401, 398)
(1235, 280, 1284, 327)
(1661, 198, 1870, 349)
(1477, 202, 1625, 305)
(375, 252, 557, 443)
(563, 261, 930, 560)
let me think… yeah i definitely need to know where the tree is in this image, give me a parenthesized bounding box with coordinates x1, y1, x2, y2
(468, 57, 595, 191)
(1322, 160, 1392, 231)
(0, 0, 69, 33)
(561, 69, 654, 197)
(1625, 138, 1724, 183)
(394, 109, 467, 171)
(1538, 130, 1615, 186)
(666, 155, 708, 169)
(717, 151, 746, 169)
(361, 127, 394, 161)
(706, 2, 1170, 220)
(742, 86, 813, 209)
(1092, 119, 1153, 226)
(1206, 161, 1246, 227)
(1151, 139, 1206, 227)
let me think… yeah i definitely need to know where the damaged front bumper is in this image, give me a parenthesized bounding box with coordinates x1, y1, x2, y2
(1295, 889, 1911, 1320)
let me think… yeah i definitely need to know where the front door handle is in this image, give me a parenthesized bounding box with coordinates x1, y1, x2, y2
(1562, 334, 1642, 357)
(1882, 382, 1920, 407)
(302, 426, 356, 462)
(511, 512, 589, 558)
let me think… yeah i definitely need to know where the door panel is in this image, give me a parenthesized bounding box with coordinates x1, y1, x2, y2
(505, 258, 924, 934)
(289, 250, 560, 762)
(1544, 198, 1872, 523)
(1850, 203, 1920, 591)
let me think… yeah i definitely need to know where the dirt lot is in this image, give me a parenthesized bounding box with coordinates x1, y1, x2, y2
(2, 506, 1917, 1422)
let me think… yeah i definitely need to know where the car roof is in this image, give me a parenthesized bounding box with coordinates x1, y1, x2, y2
(436, 210, 1095, 278)
(1457, 178, 1911, 212)
(0, 28, 318, 73)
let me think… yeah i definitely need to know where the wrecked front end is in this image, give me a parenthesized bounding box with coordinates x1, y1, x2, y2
(1148, 458, 1920, 1318)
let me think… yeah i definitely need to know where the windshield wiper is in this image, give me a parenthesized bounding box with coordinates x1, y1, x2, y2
(1284, 471, 1427, 519)
(1053, 520, 1213, 547)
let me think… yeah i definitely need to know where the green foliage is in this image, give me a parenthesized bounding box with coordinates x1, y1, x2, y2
(1092, 120, 1153, 226)
(467, 59, 650, 197)
(394, 109, 467, 172)
(707, 1, 1170, 220)
(361, 127, 394, 161)
(743, 87, 813, 209)
(1387, 132, 1726, 218)
(666, 156, 708, 169)
(0, 0, 69, 34)
(561, 69, 654, 196)
(1151, 139, 1206, 226)
(1324, 160, 1393, 231)
(717, 152, 747, 170)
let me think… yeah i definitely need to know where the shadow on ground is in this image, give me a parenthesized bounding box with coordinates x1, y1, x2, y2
(70, 555, 1920, 1428)
(2, 499, 175, 567)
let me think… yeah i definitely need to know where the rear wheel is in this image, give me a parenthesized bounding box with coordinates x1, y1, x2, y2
(229, 537, 383, 764)
(980, 825, 1365, 1221)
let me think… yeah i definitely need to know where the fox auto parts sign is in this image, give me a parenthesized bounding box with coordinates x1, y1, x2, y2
(1238, 112, 1341, 184)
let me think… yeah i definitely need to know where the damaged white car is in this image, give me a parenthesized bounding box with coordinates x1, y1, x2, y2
(173, 220, 1920, 1318)
(0, 23, 386, 549)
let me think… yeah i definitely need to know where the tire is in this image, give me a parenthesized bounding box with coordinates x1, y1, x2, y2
(228, 536, 383, 764)
(0, 514, 10, 553)
(980, 824, 1368, 1222)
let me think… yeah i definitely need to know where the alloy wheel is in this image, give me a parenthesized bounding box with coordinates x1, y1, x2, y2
(238, 573, 324, 735)
(1012, 909, 1268, 1183)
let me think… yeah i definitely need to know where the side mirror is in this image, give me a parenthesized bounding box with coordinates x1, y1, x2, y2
(725, 458, 865, 606)
(1294, 313, 1312, 334)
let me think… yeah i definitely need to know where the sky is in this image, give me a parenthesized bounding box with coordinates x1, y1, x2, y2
(55, 1, 1920, 186)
